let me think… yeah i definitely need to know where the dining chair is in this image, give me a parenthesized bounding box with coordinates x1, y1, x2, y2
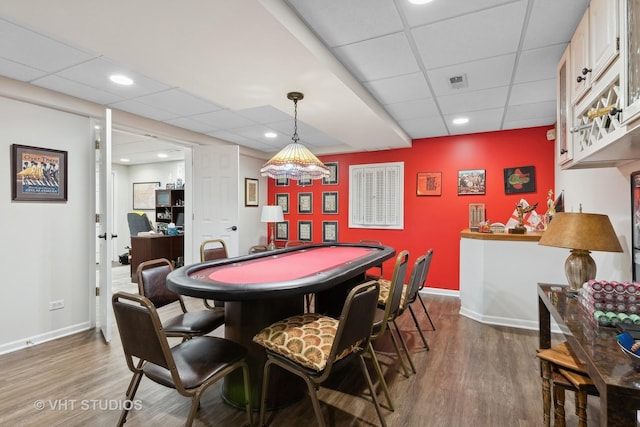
(537, 342, 599, 427)
(199, 239, 228, 309)
(284, 240, 314, 311)
(253, 281, 387, 427)
(112, 291, 252, 427)
(359, 239, 384, 280)
(403, 249, 434, 348)
(414, 249, 436, 331)
(136, 258, 224, 340)
(369, 250, 410, 411)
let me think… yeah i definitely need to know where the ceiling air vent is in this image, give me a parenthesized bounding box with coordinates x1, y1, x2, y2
(448, 74, 468, 89)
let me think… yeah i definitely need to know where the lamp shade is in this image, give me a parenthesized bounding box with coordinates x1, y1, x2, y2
(260, 142, 330, 181)
(261, 205, 284, 223)
(538, 212, 623, 252)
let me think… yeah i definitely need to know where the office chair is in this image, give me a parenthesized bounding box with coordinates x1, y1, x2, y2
(127, 212, 153, 236)
(112, 292, 252, 427)
(136, 258, 224, 340)
(254, 281, 386, 427)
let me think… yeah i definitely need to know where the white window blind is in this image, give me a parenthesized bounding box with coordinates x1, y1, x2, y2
(349, 162, 404, 229)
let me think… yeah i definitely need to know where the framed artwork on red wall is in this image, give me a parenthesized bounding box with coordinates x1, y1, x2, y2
(417, 172, 442, 196)
(503, 165, 536, 194)
(458, 169, 485, 195)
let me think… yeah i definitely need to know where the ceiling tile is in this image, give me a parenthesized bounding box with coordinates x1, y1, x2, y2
(364, 72, 432, 105)
(445, 107, 504, 135)
(509, 79, 556, 106)
(134, 88, 223, 116)
(438, 86, 509, 115)
(108, 99, 179, 122)
(399, 0, 514, 27)
(32, 74, 124, 104)
(398, 115, 448, 139)
(0, 57, 47, 81)
(522, 0, 589, 50)
(189, 109, 257, 130)
(514, 44, 567, 84)
(385, 98, 439, 122)
(163, 117, 219, 134)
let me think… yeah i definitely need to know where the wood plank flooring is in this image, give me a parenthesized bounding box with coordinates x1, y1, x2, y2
(0, 270, 601, 426)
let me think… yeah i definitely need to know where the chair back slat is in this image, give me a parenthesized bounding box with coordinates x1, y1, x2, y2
(403, 254, 428, 306)
(386, 250, 410, 318)
(113, 292, 172, 369)
(137, 259, 178, 308)
(200, 239, 228, 262)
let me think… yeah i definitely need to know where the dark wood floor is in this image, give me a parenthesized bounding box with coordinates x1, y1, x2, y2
(0, 294, 600, 426)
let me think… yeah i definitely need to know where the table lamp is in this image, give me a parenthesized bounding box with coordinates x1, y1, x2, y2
(261, 205, 284, 251)
(538, 210, 623, 293)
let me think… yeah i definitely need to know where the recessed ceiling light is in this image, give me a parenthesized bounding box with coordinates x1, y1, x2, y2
(109, 74, 134, 86)
(408, 0, 433, 4)
(265, 132, 277, 138)
(157, 153, 168, 158)
(120, 158, 130, 162)
(452, 117, 469, 125)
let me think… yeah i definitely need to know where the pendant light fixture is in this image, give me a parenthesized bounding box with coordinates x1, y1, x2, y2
(260, 92, 330, 181)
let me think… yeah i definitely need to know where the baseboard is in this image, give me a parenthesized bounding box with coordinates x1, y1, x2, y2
(0, 322, 92, 356)
(419, 287, 459, 298)
(459, 306, 563, 333)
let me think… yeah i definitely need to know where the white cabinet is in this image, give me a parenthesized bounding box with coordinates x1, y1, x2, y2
(571, 9, 591, 104)
(557, 45, 573, 165)
(622, 0, 640, 124)
(590, 0, 620, 81)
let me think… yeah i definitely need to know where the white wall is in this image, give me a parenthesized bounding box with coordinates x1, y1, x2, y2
(0, 96, 94, 354)
(239, 154, 269, 253)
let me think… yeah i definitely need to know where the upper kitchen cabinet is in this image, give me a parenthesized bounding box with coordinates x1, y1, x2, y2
(622, 0, 640, 124)
(571, 9, 591, 104)
(557, 45, 573, 166)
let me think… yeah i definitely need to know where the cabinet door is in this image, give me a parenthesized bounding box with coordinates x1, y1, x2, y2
(623, 0, 640, 123)
(589, 0, 619, 81)
(571, 9, 591, 104)
(557, 45, 573, 165)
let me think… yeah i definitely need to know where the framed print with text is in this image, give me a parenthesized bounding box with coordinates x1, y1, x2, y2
(11, 144, 68, 202)
(275, 221, 289, 241)
(458, 169, 486, 195)
(244, 178, 259, 206)
(275, 177, 289, 187)
(298, 220, 312, 242)
(322, 191, 338, 214)
(298, 177, 312, 186)
(323, 162, 339, 185)
(322, 221, 338, 243)
(275, 193, 289, 214)
(417, 172, 442, 196)
(298, 192, 313, 214)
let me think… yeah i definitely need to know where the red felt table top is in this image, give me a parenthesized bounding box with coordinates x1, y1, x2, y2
(199, 246, 373, 284)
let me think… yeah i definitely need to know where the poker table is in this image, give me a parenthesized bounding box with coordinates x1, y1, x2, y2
(167, 242, 395, 410)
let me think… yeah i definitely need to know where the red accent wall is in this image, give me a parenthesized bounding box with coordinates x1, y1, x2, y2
(267, 126, 555, 291)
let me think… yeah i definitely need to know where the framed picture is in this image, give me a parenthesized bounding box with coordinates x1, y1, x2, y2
(133, 181, 160, 209)
(298, 192, 313, 214)
(244, 178, 259, 206)
(298, 177, 312, 186)
(417, 172, 442, 196)
(275, 221, 289, 241)
(458, 169, 486, 195)
(504, 166, 536, 194)
(469, 203, 486, 230)
(298, 221, 312, 242)
(11, 144, 68, 202)
(275, 193, 289, 214)
(323, 162, 339, 185)
(275, 177, 289, 187)
(322, 191, 338, 214)
(323, 221, 338, 243)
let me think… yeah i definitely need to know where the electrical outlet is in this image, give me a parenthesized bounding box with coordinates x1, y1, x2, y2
(49, 300, 64, 311)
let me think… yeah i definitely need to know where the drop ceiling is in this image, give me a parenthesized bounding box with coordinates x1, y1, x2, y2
(0, 0, 588, 164)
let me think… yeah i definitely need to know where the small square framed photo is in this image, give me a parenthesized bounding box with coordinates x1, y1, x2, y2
(298, 221, 312, 242)
(298, 177, 312, 187)
(458, 169, 486, 195)
(323, 162, 339, 185)
(275, 221, 289, 241)
(322, 221, 338, 243)
(11, 144, 68, 202)
(275, 193, 289, 214)
(275, 177, 289, 187)
(417, 172, 442, 196)
(322, 191, 338, 214)
(298, 192, 313, 214)
(503, 166, 536, 194)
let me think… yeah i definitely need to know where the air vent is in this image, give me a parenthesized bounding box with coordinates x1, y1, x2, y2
(448, 74, 468, 89)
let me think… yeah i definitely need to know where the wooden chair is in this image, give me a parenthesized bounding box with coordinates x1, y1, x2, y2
(537, 342, 599, 427)
(136, 258, 224, 340)
(253, 281, 387, 427)
(112, 292, 252, 427)
(360, 239, 384, 280)
(199, 239, 228, 309)
(369, 250, 411, 411)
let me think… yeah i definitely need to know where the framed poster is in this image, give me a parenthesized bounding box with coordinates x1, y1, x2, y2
(275, 221, 289, 241)
(133, 182, 160, 209)
(298, 177, 312, 186)
(298, 220, 312, 242)
(504, 166, 536, 194)
(244, 178, 259, 206)
(322, 191, 338, 214)
(417, 172, 442, 196)
(322, 221, 338, 243)
(298, 192, 313, 214)
(11, 144, 68, 202)
(275, 193, 289, 214)
(275, 177, 289, 187)
(458, 169, 485, 195)
(323, 162, 339, 185)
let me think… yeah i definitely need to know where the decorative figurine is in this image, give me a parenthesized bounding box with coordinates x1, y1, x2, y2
(510, 202, 538, 234)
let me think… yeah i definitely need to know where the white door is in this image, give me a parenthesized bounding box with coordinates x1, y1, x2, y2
(96, 109, 114, 342)
(192, 144, 240, 258)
